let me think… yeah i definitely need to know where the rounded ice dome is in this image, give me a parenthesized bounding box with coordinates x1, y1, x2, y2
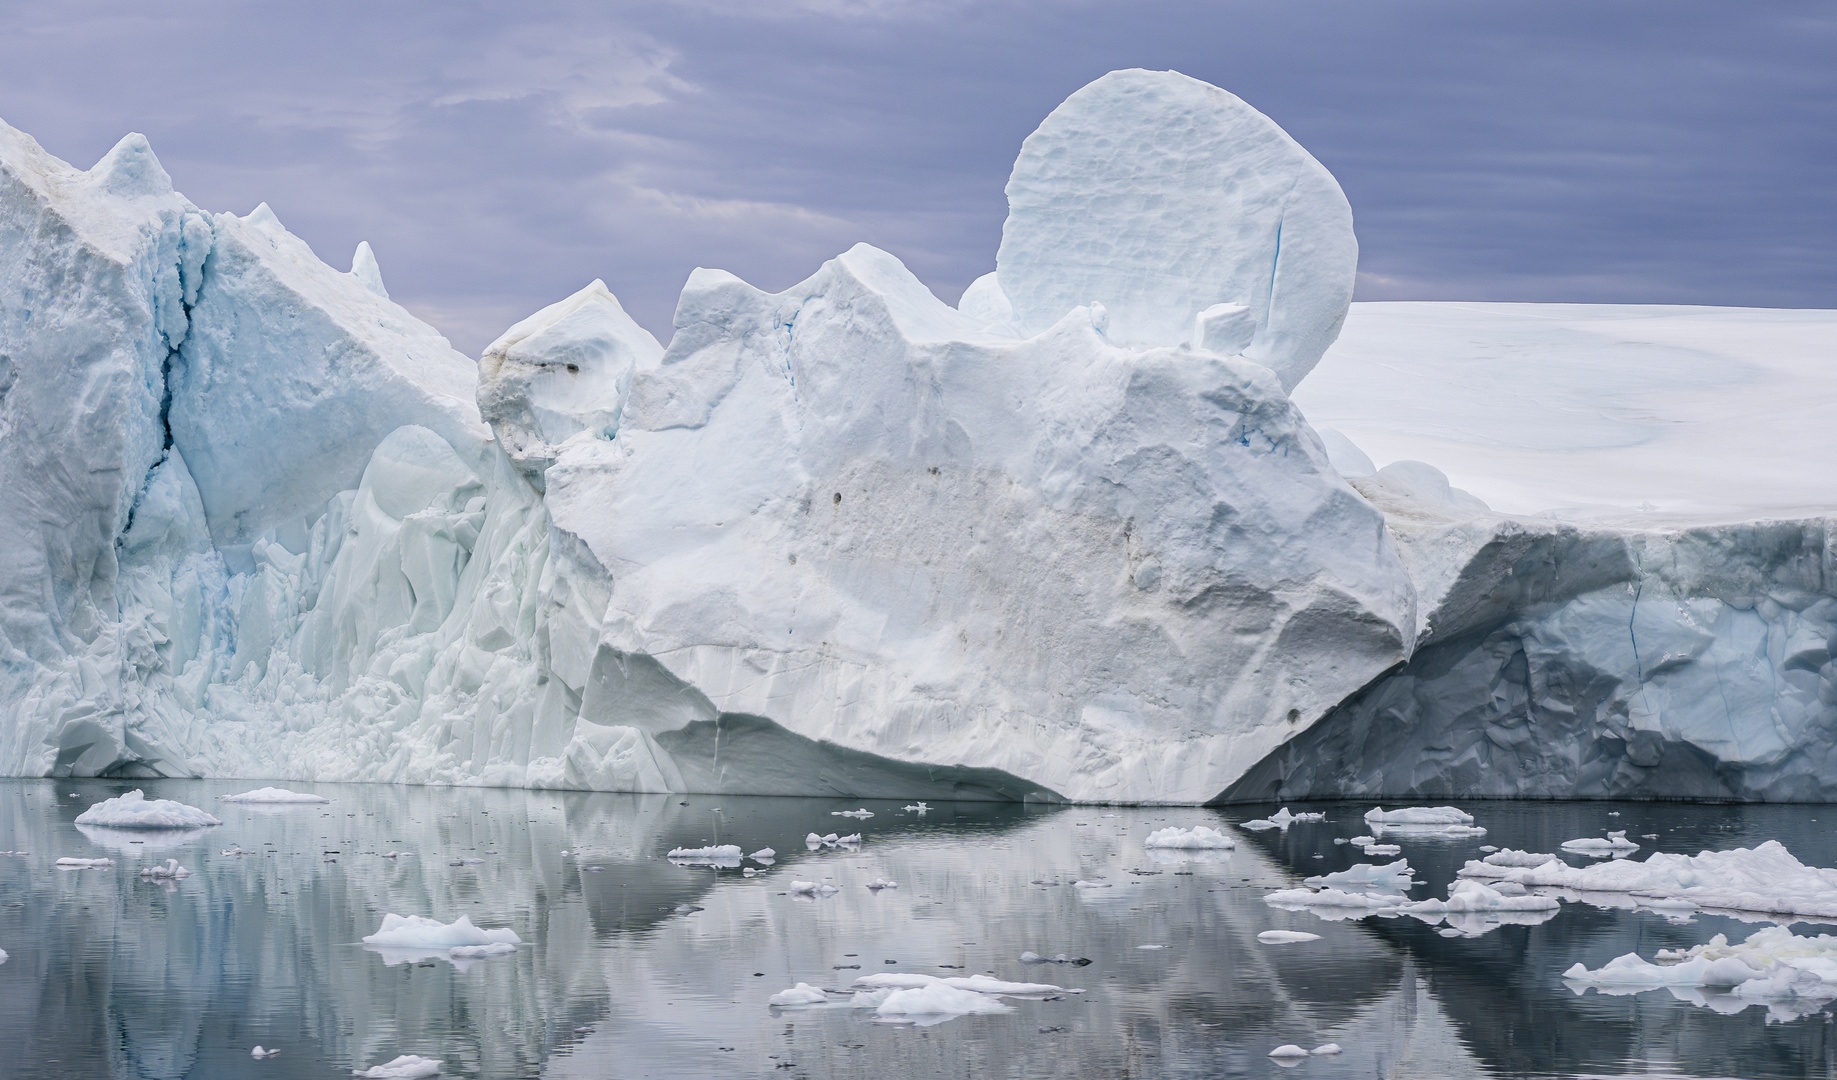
(990, 68, 1357, 390)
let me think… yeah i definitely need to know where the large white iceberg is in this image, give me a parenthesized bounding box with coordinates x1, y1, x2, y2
(1458, 840, 1837, 919)
(1, 66, 1833, 806)
(74, 790, 220, 829)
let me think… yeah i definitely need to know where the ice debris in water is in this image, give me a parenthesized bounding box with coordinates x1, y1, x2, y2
(1562, 926, 1837, 1018)
(1258, 930, 1323, 944)
(805, 832, 858, 848)
(667, 844, 742, 865)
(1265, 887, 1408, 911)
(1241, 807, 1327, 830)
(1312, 1044, 1343, 1055)
(1363, 806, 1472, 826)
(866, 878, 898, 890)
(1019, 951, 1093, 966)
(1482, 849, 1561, 868)
(138, 859, 191, 879)
(789, 881, 840, 896)
(362, 914, 521, 950)
(1460, 840, 1837, 918)
(832, 809, 875, 818)
(748, 848, 776, 861)
(1361, 843, 1401, 856)
(354, 1055, 443, 1078)
(55, 857, 113, 869)
(1305, 860, 1414, 893)
(1399, 879, 1558, 915)
(1143, 826, 1235, 849)
(768, 983, 829, 1006)
(904, 803, 930, 813)
(1072, 880, 1113, 889)
(220, 787, 329, 804)
(251, 1046, 280, 1058)
(0, 948, 7, 963)
(450, 943, 517, 959)
(74, 790, 221, 829)
(1561, 830, 1640, 855)
(1268, 1045, 1310, 1059)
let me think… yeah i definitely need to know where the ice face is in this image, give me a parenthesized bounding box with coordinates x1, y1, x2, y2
(990, 69, 1357, 390)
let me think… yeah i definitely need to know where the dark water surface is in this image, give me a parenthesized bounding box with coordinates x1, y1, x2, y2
(1, 780, 1834, 1079)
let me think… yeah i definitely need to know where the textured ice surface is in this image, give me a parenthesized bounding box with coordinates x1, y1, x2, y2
(1144, 826, 1235, 849)
(767, 983, 828, 1007)
(1564, 926, 1837, 1020)
(74, 790, 220, 829)
(1459, 841, 1837, 918)
(1364, 807, 1472, 826)
(354, 1056, 442, 1079)
(991, 69, 1357, 389)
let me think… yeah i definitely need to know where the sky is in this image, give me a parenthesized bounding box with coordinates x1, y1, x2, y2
(1, 2, 1832, 355)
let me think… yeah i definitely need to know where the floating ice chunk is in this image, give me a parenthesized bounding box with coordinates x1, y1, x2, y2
(1239, 819, 1280, 831)
(1245, 807, 1330, 830)
(1258, 931, 1323, 944)
(1304, 860, 1414, 894)
(362, 914, 521, 949)
(742, 867, 762, 876)
(768, 983, 829, 1006)
(449, 943, 517, 959)
(1482, 849, 1560, 868)
(1363, 806, 1472, 826)
(1268, 1045, 1310, 1059)
(1143, 826, 1235, 849)
(994, 69, 1356, 389)
(945, 974, 1079, 996)
(0, 949, 7, 963)
(904, 803, 930, 813)
(1264, 887, 1407, 910)
(354, 1055, 442, 1078)
(1460, 840, 1837, 919)
(447, 858, 483, 866)
(805, 832, 842, 849)
(866, 878, 899, 890)
(832, 809, 875, 818)
(836, 834, 861, 846)
(251, 1045, 280, 1058)
(220, 787, 329, 804)
(1072, 880, 1113, 889)
(748, 848, 776, 860)
(876, 983, 1013, 1019)
(1361, 844, 1401, 856)
(788, 881, 839, 896)
(75, 790, 221, 829)
(1018, 951, 1092, 965)
(0, 851, 23, 856)
(1562, 831, 1640, 855)
(55, 857, 114, 869)
(1399, 879, 1558, 915)
(1312, 1043, 1342, 1055)
(138, 859, 191, 879)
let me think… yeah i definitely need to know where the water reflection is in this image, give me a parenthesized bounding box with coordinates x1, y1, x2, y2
(0, 783, 1833, 1078)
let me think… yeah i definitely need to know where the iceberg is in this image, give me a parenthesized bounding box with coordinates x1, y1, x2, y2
(1143, 826, 1235, 850)
(2, 66, 1834, 807)
(74, 790, 220, 829)
(220, 787, 329, 804)
(1458, 840, 1837, 919)
(361, 914, 521, 950)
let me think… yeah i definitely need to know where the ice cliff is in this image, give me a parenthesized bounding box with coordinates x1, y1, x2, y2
(2, 68, 1832, 802)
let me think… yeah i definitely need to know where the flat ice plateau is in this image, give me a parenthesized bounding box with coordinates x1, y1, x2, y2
(1, 67, 1834, 803)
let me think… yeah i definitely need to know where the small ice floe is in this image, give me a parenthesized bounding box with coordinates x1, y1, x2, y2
(1241, 807, 1328, 830)
(904, 802, 930, 813)
(1268, 1045, 1310, 1059)
(75, 790, 221, 829)
(836, 833, 861, 845)
(1399, 879, 1558, 917)
(363, 914, 521, 950)
(251, 1045, 280, 1058)
(667, 844, 742, 866)
(768, 983, 829, 1006)
(1018, 951, 1092, 966)
(380, 851, 412, 859)
(354, 1055, 443, 1078)
(138, 859, 191, 880)
(788, 880, 840, 897)
(832, 809, 875, 819)
(1136, 944, 1170, 950)
(805, 832, 858, 849)
(742, 867, 762, 876)
(1457, 839, 1837, 919)
(1143, 826, 1234, 850)
(748, 847, 776, 861)
(1361, 844, 1401, 856)
(1312, 1044, 1343, 1055)
(1265, 887, 1407, 912)
(220, 787, 328, 804)
(1481, 849, 1561, 868)
(0, 948, 7, 963)
(1561, 831, 1640, 856)
(1305, 860, 1414, 894)
(1364, 806, 1472, 826)
(674, 903, 704, 915)
(1072, 880, 1112, 889)
(1258, 931, 1323, 944)
(1479, 845, 1499, 853)
(866, 878, 899, 890)
(55, 857, 114, 870)
(873, 982, 1012, 1022)
(221, 845, 245, 856)
(1563, 925, 1837, 1017)
(447, 858, 484, 866)
(0, 850, 27, 856)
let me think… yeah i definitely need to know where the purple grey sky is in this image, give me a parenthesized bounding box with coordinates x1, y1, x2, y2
(3, 2, 1832, 354)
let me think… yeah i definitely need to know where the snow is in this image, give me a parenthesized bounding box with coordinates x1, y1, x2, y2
(767, 983, 828, 1006)
(991, 69, 1356, 390)
(1363, 806, 1472, 826)
(1459, 841, 1837, 918)
(220, 787, 329, 804)
(74, 790, 221, 829)
(1143, 826, 1235, 849)
(361, 914, 521, 949)
(354, 1056, 442, 1078)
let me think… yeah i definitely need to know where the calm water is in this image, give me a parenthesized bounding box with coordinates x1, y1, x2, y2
(1, 780, 1834, 1079)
